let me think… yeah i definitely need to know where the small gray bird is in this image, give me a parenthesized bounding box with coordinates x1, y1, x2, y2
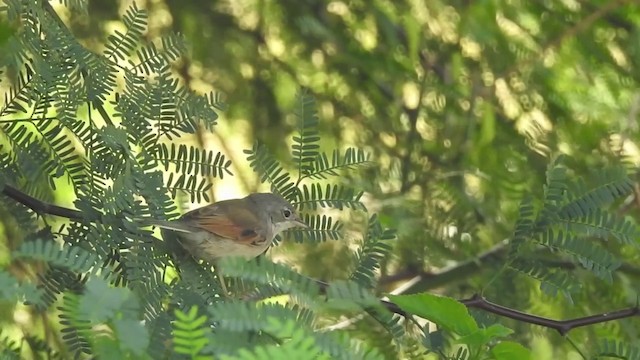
(142, 193, 308, 262)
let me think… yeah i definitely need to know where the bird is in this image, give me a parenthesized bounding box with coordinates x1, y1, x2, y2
(141, 192, 308, 263)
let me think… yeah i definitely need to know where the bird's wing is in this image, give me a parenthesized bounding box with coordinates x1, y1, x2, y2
(137, 218, 198, 233)
(180, 203, 267, 246)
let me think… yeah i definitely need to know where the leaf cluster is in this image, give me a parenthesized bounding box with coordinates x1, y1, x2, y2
(1, 1, 639, 359)
(503, 156, 637, 303)
(0, 2, 394, 358)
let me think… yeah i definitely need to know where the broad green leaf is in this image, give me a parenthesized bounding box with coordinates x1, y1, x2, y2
(490, 341, 531, 360)
(459, 324, 513, 348)
(388, 293, 478, 336)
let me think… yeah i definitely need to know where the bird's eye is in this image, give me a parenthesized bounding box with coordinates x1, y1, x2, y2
(283, 209, 292, 218)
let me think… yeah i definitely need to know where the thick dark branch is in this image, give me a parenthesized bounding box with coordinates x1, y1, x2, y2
(377, 292, 639, 336)
(2, 184, 84, 221)
(460, 294, 640, 336)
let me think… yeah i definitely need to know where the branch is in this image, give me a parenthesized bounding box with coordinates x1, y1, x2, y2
(2, 184, 84, 221)
(459, 294, 639, 336)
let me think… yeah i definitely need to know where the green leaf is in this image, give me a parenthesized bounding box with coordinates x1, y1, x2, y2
(113, 318, 150, 356)
(596, 338, 640, 360)
(459, 324, 513, 348)
(79, 278, 129, 323)
(0, 271, 20, 301)
(292, 90, 320, 176)
(14, 239, 98, 274)
(490, 341, 531, 360)
(92, 336, 126, 360)
(173, 305, 210, 357)
(387, 293, 478, 336)
(220, 319, 329, 360)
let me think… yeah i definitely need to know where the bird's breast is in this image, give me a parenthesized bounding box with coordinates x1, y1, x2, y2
(179, 231, 272, 261)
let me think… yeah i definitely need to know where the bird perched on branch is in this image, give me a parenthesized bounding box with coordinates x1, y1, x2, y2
(141, 192, 308, 263)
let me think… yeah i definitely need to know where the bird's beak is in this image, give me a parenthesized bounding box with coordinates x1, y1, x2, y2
(293, 215, 309, 228)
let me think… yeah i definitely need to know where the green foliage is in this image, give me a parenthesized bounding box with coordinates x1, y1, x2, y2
(218, 320, 330, 360)
(245, 90, 372, 245)
(104, 3, 147, 62)
(58, 292, 92, 356)
(298, 183, 365, 211)
(389, 293, 530, 359)
(219, 256, 322, 306)
(0, 329, 22, 360)
(157, 143, 232, 178)
(245, 90, 370, 207)
(304, 148, 372, 181)
(292, 91, 321, 175)
(14, 238, 98, 273)
(504, 156, 637, 302)
(389, 293, 479, 336)
(35, 266, 84, 310)
(215, 258, 389, 359)
(490, 342, 532, 360)
(173, 305, 210, 359)
(0, 2, 390, 358)
(350, 214, 395, 289)
(245, 141, 299, 200)
(0, 269, 43, 308)
(597, 338, 640, 360)
(2, 0, 640, 359)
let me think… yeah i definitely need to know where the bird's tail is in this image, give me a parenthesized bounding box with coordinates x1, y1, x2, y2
(137, 218, 195, 234)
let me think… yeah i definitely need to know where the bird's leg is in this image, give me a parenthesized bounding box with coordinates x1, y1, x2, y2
(218, 272, 229, 297)
(212, 261, 230, 297)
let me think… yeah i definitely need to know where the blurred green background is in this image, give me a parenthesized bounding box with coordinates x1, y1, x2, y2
(5, 0, 640, 358)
